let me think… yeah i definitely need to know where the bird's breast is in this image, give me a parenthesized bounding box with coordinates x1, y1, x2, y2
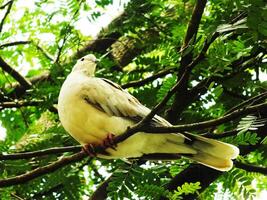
(58, 79, 133, 145)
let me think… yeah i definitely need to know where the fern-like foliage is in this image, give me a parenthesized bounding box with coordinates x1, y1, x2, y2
(222, 115, 265, 146)
(237, 115, 266, 134)
(167, 182, 201, 200)
(221, 168, 257, 200)
(107, 161, 170, 200)
(223, 132, 261, 146)
(156, 75, 176, 105)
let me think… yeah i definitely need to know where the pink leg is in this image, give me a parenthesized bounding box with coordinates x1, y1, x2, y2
(83, 144, 97, 157)
(102, 133, 116, 150)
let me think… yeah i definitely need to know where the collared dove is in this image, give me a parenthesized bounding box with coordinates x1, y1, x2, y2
(58, 54, 239, 171)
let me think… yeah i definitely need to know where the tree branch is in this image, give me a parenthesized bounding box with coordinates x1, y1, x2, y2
(121, 68, 175, 89)
(0, 100, 44, 110)
(6, 71, 50, 99)
(202, 129, 239, 139)
(234, 161, 267, 175)
(225, 91, 267, 115)
(0, 41, 31, 49)
(167, 12, 248, 122)
(0, 145, 81, 160)
(0, 0, 13, 32)
(0, 56, 32, 89)
(0, 1, 12, 9)
(182, 0, 207, 49)
(142, 102, 267, 133)
(35, 44, 54, 62)
(0, 151, 87, 187)
(89, 175, 112, 200)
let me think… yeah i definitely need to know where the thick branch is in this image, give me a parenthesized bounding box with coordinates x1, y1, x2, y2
(0, 151, 87, 187)
(90, 175, 112, 200)
(0, 56, 32, 89)
(0, 145, 81, 160)
(182, 0, 207, 48)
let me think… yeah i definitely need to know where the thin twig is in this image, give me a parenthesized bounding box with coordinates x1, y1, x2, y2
(0, 41, 31, 49)
(0, 100, 44, 110)
(10, 193, 25, 200)
(35, 45, 54, 62)
(0, 0, 13, 32)
(142, 102, 267, 133)
(55, 34, 68, 63)
(0, 56, 32, 89)
(0, 0, 12, 9)
(0, 151, 87, 187)
(121, 68, 175, 89)
(225, 91, 267, 115)
(202, 129, 239, 139)
(0, 145, 81, 160)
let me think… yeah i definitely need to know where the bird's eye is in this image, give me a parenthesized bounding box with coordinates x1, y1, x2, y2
(81, 58, 85, 61)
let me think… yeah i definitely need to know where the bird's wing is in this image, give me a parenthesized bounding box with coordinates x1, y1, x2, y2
(80, 77, 169, 126)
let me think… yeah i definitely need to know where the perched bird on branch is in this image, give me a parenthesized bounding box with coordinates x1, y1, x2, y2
(58, 54, 239, 171)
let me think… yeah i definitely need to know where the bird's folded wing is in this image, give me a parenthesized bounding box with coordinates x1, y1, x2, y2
(80, 77, 170, 126)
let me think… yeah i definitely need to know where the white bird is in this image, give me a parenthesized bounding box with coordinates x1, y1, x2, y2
(58, 54, 239, 171)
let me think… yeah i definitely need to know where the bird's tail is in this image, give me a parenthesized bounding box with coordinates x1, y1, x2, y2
(181, 133, 239, 171)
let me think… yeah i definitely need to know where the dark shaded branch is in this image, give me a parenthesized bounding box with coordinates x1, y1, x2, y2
(161, 108, 267, 200)
(112, 70, 197, 145)
(202, 129, 238, 139)
(182, 0, 207, 49)
(0, 145, 81, 160)
(10, 193, 25, 200)
(0, 151, 87, 187)
(6, 71, 50, 99)
(55, 34, 68, 63)
(234, 161, 267, 175)
(225, 91, 267, 115)
(0, 0, 13, 32)
(143, 102, 267, 133)
(0, 41, 31, 49)
(167, 12, 248, 123)
(0, 56, 32, 89)
(121, 68, 175, 89)
(167, 0, 207, 123)
(0, 0, 12, 9)
(90, 175, 112, 200)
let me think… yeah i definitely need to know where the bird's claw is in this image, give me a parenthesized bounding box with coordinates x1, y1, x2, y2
(83, 144, 97, 157)
(102, 133, 116, 150)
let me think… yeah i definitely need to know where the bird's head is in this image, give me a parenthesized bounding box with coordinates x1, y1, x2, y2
(72, 54, 99, 76)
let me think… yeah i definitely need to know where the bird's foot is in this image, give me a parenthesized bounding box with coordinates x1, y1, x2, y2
(102, 133, 116, 150)
(83, 144, 97, 157)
